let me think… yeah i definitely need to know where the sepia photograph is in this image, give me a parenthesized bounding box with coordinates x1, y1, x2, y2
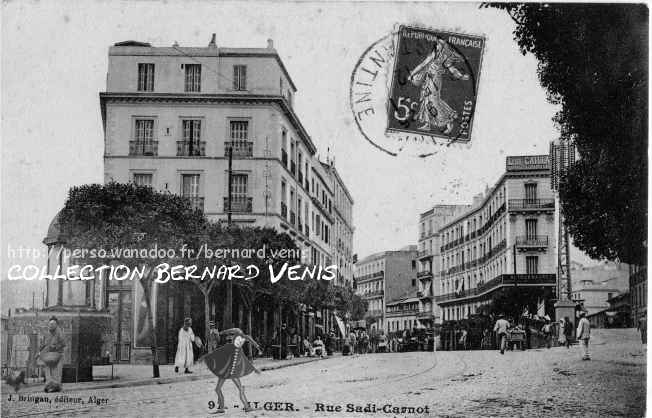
(1, 1, 648, 417)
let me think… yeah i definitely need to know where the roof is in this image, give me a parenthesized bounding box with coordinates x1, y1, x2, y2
(355, 246, 417, 265)
(386, 296, 420, 306)
(43, 210, 63, 245)
(109, 44, 297, 91)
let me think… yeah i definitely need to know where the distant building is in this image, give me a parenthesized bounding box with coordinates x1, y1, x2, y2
(415, 205, 469, 328)
(629, 264, 647, 325)
(385, 295, 420, 334)
(570, 261, 630, 315)
(354, 246, 417, 333)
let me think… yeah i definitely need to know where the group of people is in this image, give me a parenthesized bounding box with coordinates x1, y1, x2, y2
(343, 330, 371, 355)
(272, 323, 337, 359)
(492, 311, 592, 360)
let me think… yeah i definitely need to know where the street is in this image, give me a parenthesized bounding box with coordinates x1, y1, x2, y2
(2, 329, 645, 417)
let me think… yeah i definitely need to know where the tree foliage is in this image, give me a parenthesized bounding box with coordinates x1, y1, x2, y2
(489, 3, 648, 264)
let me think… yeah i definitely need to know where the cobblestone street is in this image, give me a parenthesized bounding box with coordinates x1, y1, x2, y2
(2, 329, 645, 417)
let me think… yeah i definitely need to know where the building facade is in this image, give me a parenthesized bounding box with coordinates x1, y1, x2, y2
(354, 246, 417, 333)
(322, 160, 355, 288)
(570, 261, 629, 315)
(416, 205, 469, 327)
(92, 36, 353, 363)
(435, 155, 557, 321)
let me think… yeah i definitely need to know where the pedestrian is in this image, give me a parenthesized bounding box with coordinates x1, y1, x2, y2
(459, 328, 468, 350)
(638, 312, 647, 344)
(207, 320, 221, 353)
(576, 311, 591, 360)
(201, 328, 262, 413)
(37, 316, 66, 392)
(349, 331, 357, 355)
(563, 316, 573, 348)
(558, 318, 567, 347)
(541, 319, 552, 349)
(175, 317, 201, 374)
(493, 314, 510, 354)
(313, 335, 325, 357)
(280, 323, 288, 360)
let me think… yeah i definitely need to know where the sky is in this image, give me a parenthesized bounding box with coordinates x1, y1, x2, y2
(1, 1, 596, 310)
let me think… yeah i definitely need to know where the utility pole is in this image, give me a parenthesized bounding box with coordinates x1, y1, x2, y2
(224, 145, 233, 329)
(550, 139, 577, 322)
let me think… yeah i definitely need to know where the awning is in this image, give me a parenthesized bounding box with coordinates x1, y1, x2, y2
(334, 315, 346, 337)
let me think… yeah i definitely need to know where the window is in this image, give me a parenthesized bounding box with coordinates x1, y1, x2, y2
(182, 120, 201, 142)
(135, 119, 154, 142)
(525, 183, 537, 203)
(525, 219, 538, 239)
(233, 65, 247, 90)
(411, 279, 416, 287)
(184, 64, 201, 92)
(181, 174, 200, 197)
(526, 256, 539, 274)
(133, 173, 152, 187)
(230, 121, 248, 140)
(138, 63, 155, 91)
(231, 174, 248, 197)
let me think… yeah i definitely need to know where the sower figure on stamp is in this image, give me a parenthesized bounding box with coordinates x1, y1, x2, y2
(408, 36, 469, 135)
(201, 328, 262, 413)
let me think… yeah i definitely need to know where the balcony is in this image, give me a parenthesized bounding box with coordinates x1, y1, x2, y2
(184, 196, 204, 211)
(364, 289, 384, 297)
(417, 311, 435, 319)
(281, 149, 288, 166)
(223, 196, 253, 213)
(177, 141, 206, 156)
(129, 141, 158, 156)
(435, 273, 556, 303)
(417, 270, 432, 278)
(516, 235, 549, 249)
(417, 250, 432, 259)
(365, 309, 383, 318)
(281, 202, 287, 219)
(224, 140, 253, 158)
(509, 199, 555, 211)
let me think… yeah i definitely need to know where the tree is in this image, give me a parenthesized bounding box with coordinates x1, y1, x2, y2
(488, 3, 648, 265)
(57, 182, 208, 377)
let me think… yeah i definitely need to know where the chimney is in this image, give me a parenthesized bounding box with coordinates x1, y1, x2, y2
(267, 38, 274, 49)
(208, 33, 217, 48)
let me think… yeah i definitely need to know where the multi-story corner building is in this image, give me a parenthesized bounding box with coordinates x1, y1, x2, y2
(354, 246, 417, 332)
(435, 155, 557, 321)
(96, 36, 353, 363)
(322, 160, 355, 288)
(570, 261, 629, 315)
(415, 205, 469, 327)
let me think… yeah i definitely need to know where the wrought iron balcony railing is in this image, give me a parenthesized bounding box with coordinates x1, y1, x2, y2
(129, 141, 158, 156)
(509, 199, 555, 210)
(177, 141, 206, 156)
(224, 140, 253, 157)
(516, 235, 549, 247)
(223, 196, 253, 213)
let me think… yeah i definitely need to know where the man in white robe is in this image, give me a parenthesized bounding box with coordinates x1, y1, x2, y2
(175, 318, 198, 373)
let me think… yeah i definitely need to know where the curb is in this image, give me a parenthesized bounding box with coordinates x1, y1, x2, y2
(15, 356, 331, 393)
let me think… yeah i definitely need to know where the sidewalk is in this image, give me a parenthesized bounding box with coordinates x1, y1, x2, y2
(7, 354, 337, 394)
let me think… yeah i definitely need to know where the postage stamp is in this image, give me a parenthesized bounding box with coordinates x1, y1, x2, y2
(386, 25, 485, 142)
(349, 25, 485, 157)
